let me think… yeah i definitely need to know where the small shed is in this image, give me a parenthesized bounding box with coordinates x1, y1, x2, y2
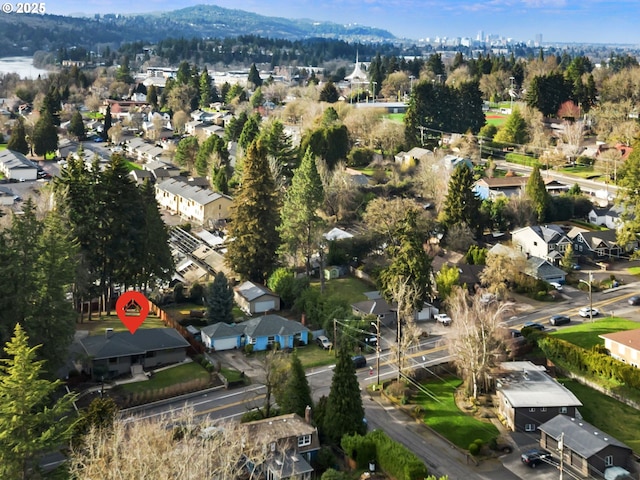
(234, 281, 281, 315)
(324, 265, 341, 280)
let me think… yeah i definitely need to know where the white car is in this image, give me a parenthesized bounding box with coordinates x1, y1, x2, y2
(549, 282, 563, 291)
(579, 307, 600, 318)
(434, 313, 452, 326)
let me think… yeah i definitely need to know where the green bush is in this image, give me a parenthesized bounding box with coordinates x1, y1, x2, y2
(469, 442, 480, 456)
(244, 344, 254, 355)
(367, 430, 428, 480)
(505, 152, 542, 168)
(474, 438, 484, 447)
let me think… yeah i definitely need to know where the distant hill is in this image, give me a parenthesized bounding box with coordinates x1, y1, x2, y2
(0, 4, 395, 56)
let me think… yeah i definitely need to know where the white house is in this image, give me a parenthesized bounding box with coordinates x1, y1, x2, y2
(0, 149, 38, 181)
(511, 225, 572, 265)
(155, 178, 233, 225)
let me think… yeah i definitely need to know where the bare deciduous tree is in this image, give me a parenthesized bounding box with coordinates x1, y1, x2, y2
(446, 287, 513, 399)
(480, 246, 528, 298)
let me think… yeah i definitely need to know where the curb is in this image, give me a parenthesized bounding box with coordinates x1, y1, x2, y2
(119, 384, 226, 415)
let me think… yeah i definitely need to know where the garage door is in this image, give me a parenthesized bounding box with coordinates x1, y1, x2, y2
(254, 300, 276, 313)
(214, 337, 238, 351)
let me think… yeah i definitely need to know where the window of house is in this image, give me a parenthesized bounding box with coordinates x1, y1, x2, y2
(605, 455, 613, 467)
(298, 434, 311, 447)
(109, 357, 118, 364)
(559, 407, 568, 413)
(533, 241, 538, 246)
(525, 424, 536, 432)
(529, 407, 536, 412)
(267, 336, 275, 345)
(540, 407, 547, 412)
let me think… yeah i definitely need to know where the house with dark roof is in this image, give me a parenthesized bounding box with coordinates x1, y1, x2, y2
(588, 205, 624, 230)
(0, 185, 15, 206)
(241, 412, 320, 480)
(568, 227, 632, 261)
(538, 415, 635, 479)
(352, 291, 437, 324)
(474, 176, 528, 200)
(202, 315, 310, 352)
(155, 178, 233, 225)
(234, 281, 281, 315)
(495, 361, 582, 432)
(512, 225, 572, 265)
(526, 256, 567, 284)
(0, 149, 38, 181)
(599, 329, 640, 368)
(78, 328, 190, 379)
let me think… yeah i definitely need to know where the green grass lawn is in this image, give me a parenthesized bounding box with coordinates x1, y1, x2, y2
(78, 314, 167, 335)
(0, 143, 6, 151)
(627, 266, 640, 276)
(550, 317, 640, 349)
(87, 111, 104, 120)
(414, 377, 499, 449)
(125, 160, 142, 171)
(249, 344, 336, 369)
(559, 378, 640, 452)
(559, 166, 605, 180)
(120, 362, 209, 394)
(485, 115, 508, 127)
(385, 113, 404, 123)
(309, 276, 372, 305)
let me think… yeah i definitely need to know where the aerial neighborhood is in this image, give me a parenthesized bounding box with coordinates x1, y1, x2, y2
(2, 4, 640, 480)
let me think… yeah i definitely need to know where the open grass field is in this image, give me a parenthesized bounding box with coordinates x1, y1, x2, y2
(120, 362, 209, 394)
(485, 114, 508, 127)
(0, 143, 6, 150)
(309, 276, 373, 305)
(415, 377, 499, 448)
(559, 166, 604, 180)
(550, 317, 640, 349)
(627, 266, 640, 276)
(78, 314, 167, 335)
(385, 113, 404, 123)
(559, 378, 640, 452)
(125, 160, 142, 171)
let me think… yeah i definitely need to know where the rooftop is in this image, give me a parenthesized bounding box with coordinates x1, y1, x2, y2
(600, 328, 640, 350)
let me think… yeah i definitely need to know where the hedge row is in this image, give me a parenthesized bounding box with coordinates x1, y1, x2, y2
(504, 152, 543, 168)
(341, 430, 428, 480)
(538, 336, 640, 388)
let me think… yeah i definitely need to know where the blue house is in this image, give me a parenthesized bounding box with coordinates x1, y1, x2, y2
(201, 315, 311, 352)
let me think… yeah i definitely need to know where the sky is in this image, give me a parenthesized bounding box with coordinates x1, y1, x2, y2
(46, 0, 640, 45)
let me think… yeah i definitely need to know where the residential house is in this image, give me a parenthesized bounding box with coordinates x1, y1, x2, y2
(441, 154, 473, 172)
(539, 415, 635, 479)
(78, 328, 190, 379)
(202, 124, 225, 138)
(0, 149, 38, 181)
(394, 147, 433, 166)
(526, 256, 566, 284)
(352, 291, 437, 324)
(129, 169, 154, 185)
(599, 329, 640, 367)
(588, 205, 624, 231)
(0, 185, 15, 206)
(474, 176, 528, 200)
(155, 178, 233, 225)
(143, 159, 182, 180)
(511, 225, 572, 265)
(323, 227, 354, 241)
(184, 120, 207, 136)
(495, 361, 582, 432)
(344, 167, 370, 186)
(241, 412, 320, 480)
(234, 281, 281, 315)
(568, 227, 631, 261)
(201, 315, 310, 352)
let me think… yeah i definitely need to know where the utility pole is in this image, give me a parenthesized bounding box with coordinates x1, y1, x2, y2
(371, 318, 381, 387)
(396, 314, 402, 382)
(559, 432, 564, 480)
(333, 318, 338, 358)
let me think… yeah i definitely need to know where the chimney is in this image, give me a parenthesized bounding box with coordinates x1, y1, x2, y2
(105, 328, 114, 339)
(305, 405, 312, 424)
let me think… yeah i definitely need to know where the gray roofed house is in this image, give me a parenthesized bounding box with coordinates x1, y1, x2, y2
(0, 149, 38, 180)
(129, 169, 154, 184)
(568, 227, 632, 260)
(351, 297, 397, 327)
(512, 224, 572, 266)
(526, 256, 567, 283)
(234, 281, 281, 314)
(0, 185, 15, 206)
(200, 322, 243, 351)
(495, 361, 582, 432)
(539, 415, 634, 479)
(79, 328, 190, 379)
(155, 178, 233, 225)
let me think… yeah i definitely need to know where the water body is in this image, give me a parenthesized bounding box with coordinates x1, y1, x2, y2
(0, 56, 49, 79)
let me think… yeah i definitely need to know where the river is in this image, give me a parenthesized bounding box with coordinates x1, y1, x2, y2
(0, 56, 50, 79)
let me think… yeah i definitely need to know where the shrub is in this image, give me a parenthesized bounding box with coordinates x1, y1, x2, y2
(244, 344, 254, 355)
(469, 442, 480, 456)
(347, 147, 375, 168)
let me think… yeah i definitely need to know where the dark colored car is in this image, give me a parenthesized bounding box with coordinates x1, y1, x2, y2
(352, 355, 367, 369)
(629, 295, 640, 306)
(521, 448, 551, 468)
(521, 322, 545, 333)
(550, 315, 571, 326)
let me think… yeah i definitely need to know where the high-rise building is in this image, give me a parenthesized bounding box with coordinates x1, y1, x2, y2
(535, 33, 543, 46)
(477, 30, 484, 42)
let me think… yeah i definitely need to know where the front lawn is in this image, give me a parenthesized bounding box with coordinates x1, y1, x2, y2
(125, 160, 142, 171)
(414, 377, 499, 449)
(550, 317, 640, 349)
(78, 313, 167, 335)
(559, 166, 604, 180)
(385, 113, 404, 123)
(559, 378, 640, 452)
(0, 143, 6, 151)
(627, 266, 640, 276)
(120, 362, 209, 394)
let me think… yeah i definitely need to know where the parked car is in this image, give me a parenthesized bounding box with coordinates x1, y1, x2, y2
(550, 315, 571, 326)
(629, 295, 640, 306)
(352, 355, 367, 369)
(549, 282, 563, 291)
(434, 313, 452, 326)
(521, 322, 545, 334)
(579, 307, 600, 318)
(521, 448, 551, 468)
(316, 335, 333, 350)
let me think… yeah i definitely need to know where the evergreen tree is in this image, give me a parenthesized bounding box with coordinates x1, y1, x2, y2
(102, 104, 112, 141)
(560, 244, 576, 272)
(225, 111, 248, 142)
(0, 324, 76, 479)
(323, 347, 366, 444)
(213, 168, 229, 194)
(199, 69, 213, 108)
(440, 164, 483, 235)
(247, 63, 263, 87)
(174, 136, 200, 171)
(225, 139, 280, 283)
(6, 116, 29, 154)
(494, 108, 528, 146)
(264, 120, 298, 177)
(250, 87, 264, 109)
(205, 272, 234, 324)
(138, 181, 173, 291)
(525, 165, 550, 223)
(32, 109, 58, 159)
(68, 110, 86, 140)
(279, 147, 324, 276)
(147, 85, 158, 110)
(40, 87, 61, 125)
(279, 352, 313, 418)
(238, 113, 261, 150)
(319, 81, 339, 103)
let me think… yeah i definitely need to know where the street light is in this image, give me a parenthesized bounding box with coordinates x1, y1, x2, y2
(509, 76, 515, 112)
(579, 271, 594, 322)
(370, 319, 381, 387)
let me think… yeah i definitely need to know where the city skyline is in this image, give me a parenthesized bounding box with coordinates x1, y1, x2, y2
(46, 0, 640, 45)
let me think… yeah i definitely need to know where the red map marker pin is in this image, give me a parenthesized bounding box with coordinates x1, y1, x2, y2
(116, 291, 150, 334)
